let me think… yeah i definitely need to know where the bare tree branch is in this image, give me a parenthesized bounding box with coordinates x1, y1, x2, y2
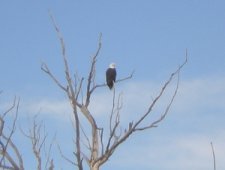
(116, 70, 135, 83)
(79, 123, 91, 152)
(48, 11, 83, 170)
(132, 51, 187, 131)
(105, 90, 123, 155)
(41, 63, 67, 92)
(48, 159, 54, 170)
(44, 134, 56, 170)
(0, 97, 24, 170)
(98, 128, 104, 156)
(3, 98, 19, 154)
(30, 119, 44, 170)
(1, 134, 24, 170)
(2, 97, 17, 118)
(135, 74, 179, 131)
(57, 144, 77, 166)
(211, 142, 216, 170)
(0, 149, 19, 170)
(85, 33, 102, 108)
(109, 88, 116, 133)
(21, 114, 54, 170)
(76, 77, 84, 101)
(0, 117, 4, 137)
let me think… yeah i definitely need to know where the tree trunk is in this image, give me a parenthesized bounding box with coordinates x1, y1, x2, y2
(90, 164, 100, 170)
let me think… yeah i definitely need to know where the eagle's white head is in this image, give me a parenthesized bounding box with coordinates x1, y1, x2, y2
(109, 63, 116, 69)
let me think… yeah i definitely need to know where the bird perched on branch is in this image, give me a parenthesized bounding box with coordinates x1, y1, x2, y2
(106, 63, 117, 90)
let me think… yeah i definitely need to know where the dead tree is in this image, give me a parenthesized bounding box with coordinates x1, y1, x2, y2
(42, 13, 187, 170)
(0, 96, 24, 170)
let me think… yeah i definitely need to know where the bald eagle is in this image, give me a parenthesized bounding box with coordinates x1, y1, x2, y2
(106, 63, 116, 89)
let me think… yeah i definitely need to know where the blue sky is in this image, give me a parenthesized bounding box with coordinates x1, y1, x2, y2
(1, 0, 225, 169)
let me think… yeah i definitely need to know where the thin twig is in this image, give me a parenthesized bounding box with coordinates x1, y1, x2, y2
(2, 97, 16, 118)
(79, 123, 91, 152)
(76, 78, 84, 100)
(41, 63, 67, 91)
(57, 144, 77, 166)
(44, 133, 56, 170)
